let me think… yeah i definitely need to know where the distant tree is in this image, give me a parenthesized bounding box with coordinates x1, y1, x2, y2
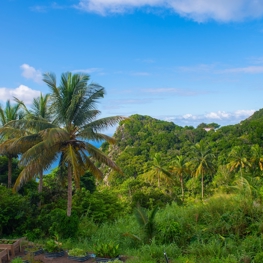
(227, 146, 251, 178)
(190, 141, 215, 199)
(197, 123, 208, 129)
(250, 144, 263, 176)
(0, 100, 25, 188)
(15, 94, 52, 193)
(207, 123, 220, 129)
(144, 153, 172, 188)
(169, 155, 190, 201)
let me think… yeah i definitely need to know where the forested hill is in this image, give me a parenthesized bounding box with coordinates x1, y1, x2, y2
(101, 111, 263, 200)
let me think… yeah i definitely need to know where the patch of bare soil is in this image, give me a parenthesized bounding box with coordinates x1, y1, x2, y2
(4, 248, 126, 263)
(3, 249, 96, 263)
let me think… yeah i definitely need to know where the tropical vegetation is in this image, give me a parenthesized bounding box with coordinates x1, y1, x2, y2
(1, 72, 263, 262)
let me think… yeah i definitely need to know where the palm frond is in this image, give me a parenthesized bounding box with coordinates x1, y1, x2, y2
(84, 142, 122, 173)
(80, 116, 125, 133)
(134, 205, 148, 227)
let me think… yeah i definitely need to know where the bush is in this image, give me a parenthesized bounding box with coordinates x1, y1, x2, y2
(138, 242, 181, 262)
(48, 208, 79, 239)
(94, 242, 119, 258)
(73, 189, 124, 224)
(0, 185, 31, 235)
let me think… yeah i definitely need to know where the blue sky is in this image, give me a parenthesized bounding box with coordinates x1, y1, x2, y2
(1, 0, 263, 132)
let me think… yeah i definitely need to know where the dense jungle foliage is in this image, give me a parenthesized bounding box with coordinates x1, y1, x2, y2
(1, 73, 263, 262)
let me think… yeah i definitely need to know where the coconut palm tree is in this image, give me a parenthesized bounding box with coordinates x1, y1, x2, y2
(14, 72, 124, 216)
(169, 155, 190, 201)
(14, 94, 52, 193)
(190, 141, 214, 199)
(144, 153, 172, 188)
(0, 100, 25, 188)
(250, 144, 263, 176)
(227, 146, 250, 178)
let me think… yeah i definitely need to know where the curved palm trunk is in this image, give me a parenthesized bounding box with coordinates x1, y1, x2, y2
(67, 165, 72, 217)
(7, 156, 12, 188)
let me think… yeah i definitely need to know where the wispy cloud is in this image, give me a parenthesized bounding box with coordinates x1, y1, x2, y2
(162, 109, 255, 127)
(142, 87, 208, 96)
(130, 71, 151, 76)
(136, 58, 155, 64)
(0, 85, 41, 104)
(176, 63, 263, 75)
(30, 5, 47, 12)
(113, 70, 151, 76)
(247, 56, 263, 65)
(20, 64, 42, 83)
(72, 68, 104, 74)
(220, 66, 263, 74)
(177, 64, 216, 73)
(103, 98, 154, 110)
(30, 2, 67, 12)
(76, 0, 263, 22)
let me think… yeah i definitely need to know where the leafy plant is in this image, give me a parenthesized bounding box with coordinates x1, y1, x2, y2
(126, 204, 158, 244)
(44, 239, 62, 253)
(68, 248, 86, 257)
(48, 208, 79, 238)
(94, 242, 119, 258)
(0, 239, 15, 244)
(11, 258, 24, 263)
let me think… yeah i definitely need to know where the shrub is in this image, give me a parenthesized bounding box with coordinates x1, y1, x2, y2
(11, 258, 24, 263)
(48, 208, 79, 239)
(0, 186, 31, 235)
(254, 252, 263, 263)
(94, 242, 119, 258)
(68, 248, 86, 257)
(44, 239, 62, 253)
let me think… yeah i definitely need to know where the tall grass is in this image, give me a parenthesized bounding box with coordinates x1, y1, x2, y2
(35, 193, 263, 262)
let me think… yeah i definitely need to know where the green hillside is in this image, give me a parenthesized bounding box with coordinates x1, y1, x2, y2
(100, 112, 263, 208)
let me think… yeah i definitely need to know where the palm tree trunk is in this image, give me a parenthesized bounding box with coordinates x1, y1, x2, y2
(38, 169, 43, 208)
(180, 174, 184, 201)
(38, 170, 43, 193)
(67, 165, 72, 217)
(201, 172, 204, 200)
(8, 156, 12, 188)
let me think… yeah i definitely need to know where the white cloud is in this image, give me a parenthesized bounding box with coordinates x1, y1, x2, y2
(76, 0, 263, 22)
(162, 109, 255, 127)
(20, 64, 42, 83)
(234, 109, 256, 118)
(205, 111, 230, 119)
(0, 85, 41, 105)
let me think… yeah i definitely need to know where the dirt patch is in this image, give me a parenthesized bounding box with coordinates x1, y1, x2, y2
(3, 250, 97, 263)
(4, 250, 126, 263)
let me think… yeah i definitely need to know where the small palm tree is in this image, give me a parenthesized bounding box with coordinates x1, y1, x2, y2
(144, 153, 172, 188)
(0, 100, 25, 188)
(133, 204, 158, 244)
(227, 146, 250, 178)
(14, 94, 52, 193)
(170, 155, 190, 201)
(14, 72, 124, 216)
(250, 144, 263, 176)
(190, 141, 214, 199)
